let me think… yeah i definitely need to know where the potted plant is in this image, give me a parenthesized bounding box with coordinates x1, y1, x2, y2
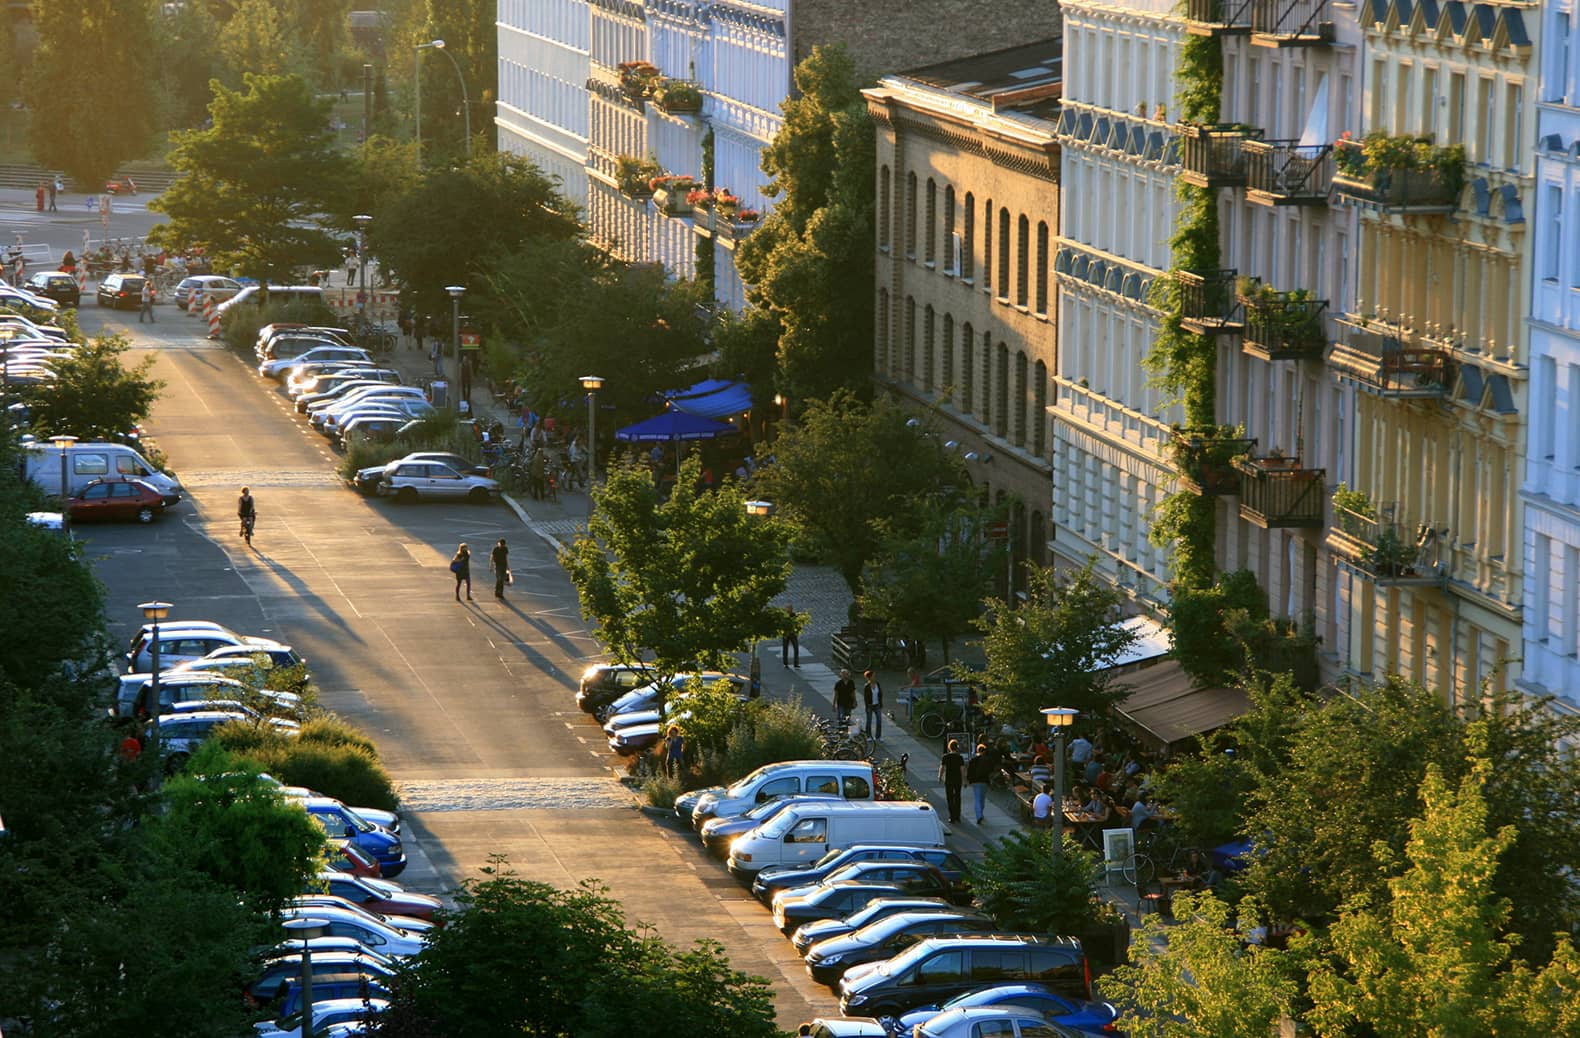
(714, 189, 741, 218)
(615, 155, 662, 198)
(650, 175, 699, 214)
(653, 78, 703, 114)
(617, 60, 660, 100)
(1366, 524, 1413, 577)
(734, 208, 760, 224)
(687, 188, 715, 211)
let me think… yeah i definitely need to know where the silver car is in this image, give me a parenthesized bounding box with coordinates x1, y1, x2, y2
(379, 459, 500, 504)
(260, 345, 372, 380)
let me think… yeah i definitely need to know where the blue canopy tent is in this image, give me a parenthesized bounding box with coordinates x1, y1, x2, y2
(615, 409, 738, 477)
(664, 379, 753, 420)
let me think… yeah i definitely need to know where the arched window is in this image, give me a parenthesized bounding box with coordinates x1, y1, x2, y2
(904, 296, 917, 378)
(1033, 359, 1048, 457)
(943, 187, 957, 273)
(1013, 350, 1028, 446)
(983, 197, 993, 290)
(1016, 214, 1030, 308)
(997, 208, 1011, 302)
(878, 166, 891, 249)
(923, 305, 936, 391)
(876, 288, 890, 372)
(995, 342, 1009, 437)
(962, 322, 975, 409)
(925, 178, 937, 265)
(942, 314, 955, 399)
(905, 172, 918, 260)
(962, 193, 976, 280)
(1035, 221, 1050, 314)
(981, 329, 993, 422)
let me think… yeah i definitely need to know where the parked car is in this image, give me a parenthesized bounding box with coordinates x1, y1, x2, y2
(254, 996, 390, 1037)
(699, 794, 841, 856)
(803, 909, 996, 984)
(578, 663, 663, 714)
(96, 273, 148, 310)
(0, 315, 69, 340)
(599, 672, 747, 724)
(278, 904, 426, 956)
(730, 801, 948, 880)
(774, 860, 970, 908)
(293, 369, 400, 403)
(261, 345, 372, 380)
(755, 846, 974, 905)
(893, 983, 1122, 1037)
(309, 387, 428, 427)
(64, 478, 166, 523)
(166, 699, 300, 732)
(773, 881, 950, 934)
(691, 760, 877, 831)
(248, 953, 397, 1005)
(0, 284, 60, 318)
(336, 415, 409, 447)
(377, 458, 499, 504)
(790, 897, 963, 954)
(25, 270, 80, 307)
(301, 798, 406, 877)
(173, 275, 243, 308)
(274, 976, 391, 1017)
(322, 399, 435, 438)
(270, 936, 397, 967)
(312, 871, 442, 921)
(354, 452, 488, 494)
(285, 361, 368, 394)
(200, 641, 307, 670)
(908, 1006, 1084, 1038)
(256, 323, 354, 358)
(171, 655, 301, 693)
(117, 670, 302, 719)
(837, 935, 1090, 1017)
(264, 780, 399, 833)
(125, 621, 274, 672)
(155, 710, 295, 771)
(289, 894, 436, 935)
(298, 378, 394, 413)
(326, 841, 383, 879)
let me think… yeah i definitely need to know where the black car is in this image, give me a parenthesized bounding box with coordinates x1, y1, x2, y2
(576, 663, 662, 714)
(247, 952, 397, 1004)
(775, 861, 971, 908)
(755, 846, 974, 904)
(803, 909, 996, 984)
(25, 271, 80, 307)
(773, 880, 951, 934)
(791, 897, 962, 954)
(97, 273, 148, 310)
(838, 935, 1090, 1018)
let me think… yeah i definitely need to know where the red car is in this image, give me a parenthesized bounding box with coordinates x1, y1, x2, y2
(316, 871, 445, 923)
(327, 840, 383, 879)
(105, 175, 138, 195)
(66, 479, 166, 523)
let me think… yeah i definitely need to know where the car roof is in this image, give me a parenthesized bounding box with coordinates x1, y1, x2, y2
(158, 709, 251, 724)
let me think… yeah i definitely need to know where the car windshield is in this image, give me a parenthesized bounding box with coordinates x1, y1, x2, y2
(812, 848, 846, 868)
(757, 812, 796, 839)
(743, 799, 787, 821)
(342, 806, 378, 833)
(725, 765, 781, 799)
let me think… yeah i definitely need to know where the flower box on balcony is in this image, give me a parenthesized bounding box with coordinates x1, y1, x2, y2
(1233, 454, 1325, 528)
(650, 175, 700, 215)
(652, 78, 703, 114)
(1177, 123, 1264, 189)
(617, 61, 660, 101)
(1171, 426, 1256, 496)
(614, 155, 662, 199)
(1332, 134, 1465, 212)
(1327, 497, 1445, 586)
(1239, 282, 1328, 362)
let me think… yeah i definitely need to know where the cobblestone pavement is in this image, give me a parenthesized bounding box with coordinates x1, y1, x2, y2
(397, 776, 634, 813)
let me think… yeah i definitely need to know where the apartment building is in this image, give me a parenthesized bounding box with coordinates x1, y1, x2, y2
(864, 42, 1063, 593)
(1523, 1, 1580, 717)
(497, 0, 590, 209)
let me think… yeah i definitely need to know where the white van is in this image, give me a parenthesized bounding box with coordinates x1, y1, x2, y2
(727, 800, 946, 879)
(20, 441, 183, 503)
(691, 760, 877, 830)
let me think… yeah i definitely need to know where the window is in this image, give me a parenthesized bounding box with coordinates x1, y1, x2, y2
(995, 343, 1009, 437)
(1544, 185, 1564, 281)
(904, 297, 917, 378)
(1033, 360, 1048, 456)
(915, 951, 965, 984)
(878, 166, 891, 249)
(925, 178, 937, 264)
(842, 774, 871, 798)
(905, 173, 918, 259)
(943, 187, 956, 270)
(1035, 221, 1049, 314)
(757, 777, 798, 801)
(971, 1022, 1016, 1038)
(1505, 82, 1524, 171)
(1016, 214, 1030, 306)
(81, 484, 111, 500)
(962, 193, 976, 279)
(962, 323, 975, 406)
(1448, 71, 1466, 141)
(1478, 77, 1496, 163)
(1013, 351, 1028, 446)
(997, 208, 1011, 301)
(1028, 947, 1084, 983)
(981, 330, 993, 420)
(942, 314, 955, 397)
(1548, 10, 1572, 103)
(73, 454, 108, 476)
(923, 306, 936, 392)
(1422, 66, 1439, 137)
(970, 949, 1025, 981)
(877, 288, 891, 371)
(983, 197, 993, 289)
(805, 775, 839, 795)
(1395, 63, 1412, 134)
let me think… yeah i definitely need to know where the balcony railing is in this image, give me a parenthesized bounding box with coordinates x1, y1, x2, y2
(1185, 0, 1253, 34)
(1241, 289, 1328, 362)
(1172, 428, 1257, 496)
(1234, 455, 1325, 528)
(1250, 0, 1335, 45)
(1052, 376, 1173, 458)
(1331, 138, 1463, 213)
(1245, 140, 1333, 206)
(1178, 124, 1264, 189)
(1329, 316, 1452, 398)
(1173, 269, 1244, 335)
(1328, 503, 1447, 586)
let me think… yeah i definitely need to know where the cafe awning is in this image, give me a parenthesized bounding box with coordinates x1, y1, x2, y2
(667, 381, 753, 420)
(1113, 658, 1249, 751)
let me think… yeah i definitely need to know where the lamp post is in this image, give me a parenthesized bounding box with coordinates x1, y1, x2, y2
(353, 214, 371, 299)
(443, 284, 464, 390)
(139, 601, 172, 763)
(580, 375, 604, 515)
(282, 917, 330, 1038)
(743, 500, 776, 696)
(415, 39, 472, 165)
(743, 499, 775, 518)
(50, 435, 76, 532)
(1040, 707, 1078, 861)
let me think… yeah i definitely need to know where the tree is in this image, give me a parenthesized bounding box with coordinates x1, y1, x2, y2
(150, 73, 349, 284)
(971, 828, 1108, 935)
(753, 390, 969, 594)
(149, 1, 226, 130)
(1101, 892, 1299, 1038)
(857, 503, 994, 662)
(408, 0, 498, 158)
(25, 333, 163, 443)
(561, 456, 794, 687)
(735, 45, 875, 401)
(961, 562, 1140, 731)
(216, 0, 303, 83)
(26, 2, 157, 184)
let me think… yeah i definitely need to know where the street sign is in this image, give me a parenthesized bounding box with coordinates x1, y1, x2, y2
(459, 329, 481, 351)
(987, 520, 1009, 542)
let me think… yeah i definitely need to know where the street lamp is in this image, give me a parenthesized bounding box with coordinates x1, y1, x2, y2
(580, 375, 604, 513)
(352, 214, 371, 299)
(443, 284, 465, 389)
(743, 499, 775, 517)
(50, 435, 76, 532)
(282, 917, 330, 1038)
(139, 601, 172, 763)
(1040, 707, 1078, 861)
(414, 39, 472, 166)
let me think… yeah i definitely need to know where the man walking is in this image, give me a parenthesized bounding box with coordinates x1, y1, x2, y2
(489, 538, 510, 599)
(833, 669, 856, 728)
(781, 604, 800, 667)
(862, 669, 883, 740)
(138, 279, 155, 323)
(966, 743, 994, 825)
(47, 178, 57, 212)
(938, 739, 966, 824)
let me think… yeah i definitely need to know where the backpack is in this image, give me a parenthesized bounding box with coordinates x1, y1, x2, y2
(449, 559, 462, 573)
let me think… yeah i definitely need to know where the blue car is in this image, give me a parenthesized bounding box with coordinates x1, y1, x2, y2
(753, 845, 974, 904)
(304, 798, 406, 878)
(892, 983, 1120, 1036)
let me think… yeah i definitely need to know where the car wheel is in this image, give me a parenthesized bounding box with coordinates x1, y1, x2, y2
(468, 487, 490, 504)
(396, 486, 418, 504)
(135, 506, 156, 524)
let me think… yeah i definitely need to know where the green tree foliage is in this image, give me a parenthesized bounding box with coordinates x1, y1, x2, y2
(735, 44, 875, 400)
(149, 1, 226, 130)
(753, 390, 969, 593)
(961, 562, 1140, 731)
(23, 333, 163, 442)
(26, 2, 157, 183)
(211, 714, 400, 811)
(408, 0, 498, 158)
(1166, 568, 1266, 684)
(561, 456, 793, 686)
(673, 676, 750, 758)
(280, 0, 351, 87)
(857, 503, 994, 662)
(1102, 892, 1298, 1038)
(376, 866, 779, 1038)
(216, 0, 303, 82)
(151, 73, 349, 284)
(972, 828, 1106, 935)
(369, 151, 578, 319)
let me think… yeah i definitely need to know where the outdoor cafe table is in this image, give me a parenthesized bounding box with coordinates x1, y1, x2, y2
(1062, 800, 1109, 849)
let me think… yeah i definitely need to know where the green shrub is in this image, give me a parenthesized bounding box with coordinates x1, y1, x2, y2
(209, 718, 286, 759)
(640, 770, 683, 809)
(714, 698, 825, 783)
(336, 412, 477, 480)
(297, 715, 380, 756)
(972, 828, 1106, 934)
(875, 757, 919, 801)
(272, 741, 399, 812)
(220, 299, 337, 354)
(674, 677, 748, 757)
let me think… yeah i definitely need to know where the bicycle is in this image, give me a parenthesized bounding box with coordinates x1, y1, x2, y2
(239, 512, 255, 548)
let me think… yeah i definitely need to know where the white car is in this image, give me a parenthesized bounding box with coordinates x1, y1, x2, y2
(125, 621, 279, 672)
(379, 458, 500, 504)
(319, 398, 435, 437)
(278, 904, 427, 956)
(308, 385, 427, 424)
(172, 275, 243, 308)
(259, 345, 372, 380)
(253, 997, 390, 1038)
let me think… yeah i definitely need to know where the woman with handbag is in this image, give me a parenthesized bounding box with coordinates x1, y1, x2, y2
(451, 543, 472, 601)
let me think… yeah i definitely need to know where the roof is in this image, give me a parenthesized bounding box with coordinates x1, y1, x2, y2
(1114, 659, 1250, 749)
(902, 38, 1063, 118)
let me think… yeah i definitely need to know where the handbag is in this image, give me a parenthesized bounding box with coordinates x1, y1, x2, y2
(449, 559, 462, 573)
(506, 569, 513, 585)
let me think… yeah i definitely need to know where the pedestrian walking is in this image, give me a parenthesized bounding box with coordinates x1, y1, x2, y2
(663, 725, 685, 776)
(966, 743, 994, 825)
(781, 604, 800, 667)
(430, 336, 443, 377)
(450, 543, 473, 601)
(862, 669, 883, 740)
(138, 279, 155, 323)
(833, 668, 857, 727)
(47, 179, 57, 212)
(939, 739, 966, 824)
(489, 538, 510, 599)
(749, 651, 762, 699)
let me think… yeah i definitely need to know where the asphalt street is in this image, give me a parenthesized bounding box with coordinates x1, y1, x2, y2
(69, 303, 837, 1026)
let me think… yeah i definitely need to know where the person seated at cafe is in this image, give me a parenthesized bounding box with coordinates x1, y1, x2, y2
(1084, 751, 1104, 786)
(1176, 848, 1218, 890)
(1029, 755, 1052, 785)
(1029, 735, 1051, 762)
(1095, 761, 1117, 792)
(1130, 796, 1159, 831)
(1081, 789, 1108, 816)
(1031, 783, 1054, 827)
(1120, 779, 1142, 807)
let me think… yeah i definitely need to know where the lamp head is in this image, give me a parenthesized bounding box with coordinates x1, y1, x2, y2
(282, 917, 329, 942)
(50, 435, 78, 447)
(773, 393, 786, 407)
(138, 600, 173, 622)
(445, 285, 466, 299)
(431, 38, 446, 48)
(353, 214, 372, 227)
(1041, 707, 1078, 729)
(580, 375, 604, 392)
(743, 500, 775, 517)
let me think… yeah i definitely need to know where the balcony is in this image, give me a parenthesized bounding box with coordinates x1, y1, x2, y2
(1250, 0, 1335, 46)
(1329, 316, 1452, 398)
(1185, 0, 1253, 34)
(1327, 502, 1447, 587)
(1173, 269, 1244, 335)
(1178, 124, 1265, 189)
(1234, 455, 1325, 528)
(1172, 427, 1256, 496)
(1331, 137, 1465, 213)
(1245, 140, 1333, 206)
(1240, 286, 1328, 362)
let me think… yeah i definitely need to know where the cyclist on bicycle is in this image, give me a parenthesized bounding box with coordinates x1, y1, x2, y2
(237, 486, 256, 540)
